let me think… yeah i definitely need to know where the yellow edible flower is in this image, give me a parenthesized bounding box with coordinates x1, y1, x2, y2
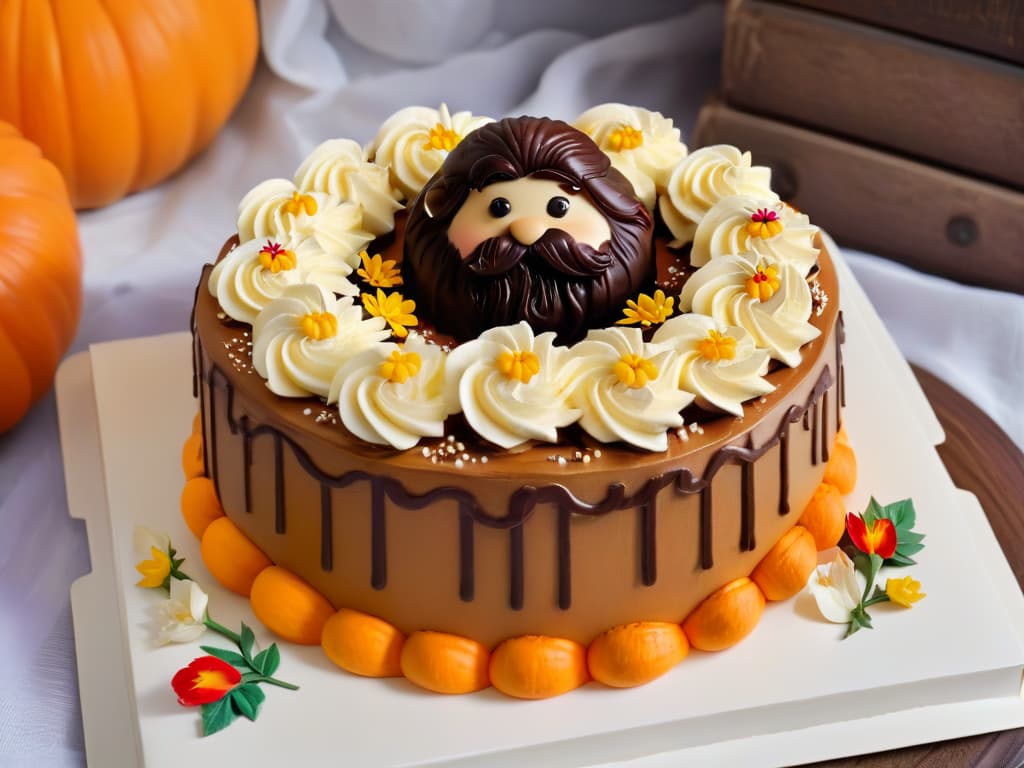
(300, 311, 338, 341)
(258, 242, 297, 274)
(698, 329, 737, 362)
(616, 289, 674, 327)
(362, 289, 418, 338)
(608, 124, 644, 151)
(422, 123, 461, 152)
(281, 191, 318, 217)
(497, 350, 541, 384)
(379, 349, 422, 383)
(136, 546, 172, 589)
(613, 353, 658, 389)
(357, 250, 404, 288)
(745, 207, 784, 239)
(744, 263, 781, 302)
(885, 576, 926, 608)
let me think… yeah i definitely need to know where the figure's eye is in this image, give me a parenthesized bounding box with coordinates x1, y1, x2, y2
(488, 197, 512, 218)
(546, 196, 570, 218)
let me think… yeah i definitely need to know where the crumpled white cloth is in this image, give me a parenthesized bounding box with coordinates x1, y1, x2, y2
(0, 2, 1020, 764)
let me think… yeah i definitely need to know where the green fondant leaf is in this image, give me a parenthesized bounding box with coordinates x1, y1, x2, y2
(201, 696, 237, 736)
(240, 623, 256, 663)
(879, 498, 916, 530)
(200, 646, 249, 669)
(253, 644, 281, 677)
(886, 552, 917, 568)
(862, 497, 884, 526)
(230, 684, 264, 721)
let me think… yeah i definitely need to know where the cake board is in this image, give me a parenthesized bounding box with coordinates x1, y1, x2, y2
(58, 246, 1024, 767)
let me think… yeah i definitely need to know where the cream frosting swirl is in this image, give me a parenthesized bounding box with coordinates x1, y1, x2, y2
(573, 103, 687, 195)
(293, 138, 403, 236)
(679, 254, 820, 368)
(659, 145, 776, 247)
(328, 334, 448, 450)
(567, 327, 692, 452)
(651, 314, 774, 416)
(609, 153, 656, 212)
(691, 195, 819, 276)
(367, 104, 494, 202)
(252, 283, 390, 398)
(237, 179, 373, 269)
(443, 321, 581, 449)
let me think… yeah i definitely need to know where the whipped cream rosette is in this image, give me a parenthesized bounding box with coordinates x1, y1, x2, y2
(659, 145, 776, 247)
(252, 283, 390, 399)
(328, 334, 448, 450)
(573, 103, 687, 196)
(679, 254, 820, 368)
(367, 104, 494, 202)
(608, 153, 657, 213)
(237, 179, 373, 268)
(293, 138, 402, 236)
(691, 195, 819, 276)
(651, 314, 774, 416)
(443, 321, 581, 449)
(567, 327, 692, 452)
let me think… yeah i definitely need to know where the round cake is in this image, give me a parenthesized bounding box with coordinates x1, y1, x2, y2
(186, 104, 851, 695)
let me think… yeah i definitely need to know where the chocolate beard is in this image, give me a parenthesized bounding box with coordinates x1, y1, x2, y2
(438, 230, 624, 343)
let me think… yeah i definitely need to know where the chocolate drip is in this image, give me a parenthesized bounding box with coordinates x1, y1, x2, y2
(241, 417, 252, 513)
(641, 498, 657, 587)
(207, 361, 220, 498)
(700, 486, 713, 569)
(370, 479, 387, 589)
(558, 508, 572, 609)
(822, 390, 831, 463)
(741, 451, 756, 551)
(779, 421, 790, 515)
(201, 351, 836, 612)
(197, 343, 209, 478)
(811, 401, 820, 466)
(802, 410, 810, 430)
(459, 503, 474, 601)
(272, 433, 285, 533)
(838, 311, 847, 409)
(510, 526, 524, 610)
(321, 484, 333, 571)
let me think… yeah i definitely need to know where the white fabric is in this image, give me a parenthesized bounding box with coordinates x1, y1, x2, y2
(1, 2, 1021, 763)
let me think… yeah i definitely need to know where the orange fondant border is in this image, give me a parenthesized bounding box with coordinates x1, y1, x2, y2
(180, 416, 856, 699)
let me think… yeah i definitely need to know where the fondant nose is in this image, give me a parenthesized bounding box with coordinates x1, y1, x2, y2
(509, 217, 547, 246)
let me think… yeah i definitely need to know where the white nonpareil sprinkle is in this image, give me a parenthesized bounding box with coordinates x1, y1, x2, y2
(481, 456, 488, 464)
(454, 459, 464, 469)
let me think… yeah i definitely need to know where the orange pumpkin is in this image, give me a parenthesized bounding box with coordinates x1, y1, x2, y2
(0, 1, 259, 209)
(0, 121, 81, 432)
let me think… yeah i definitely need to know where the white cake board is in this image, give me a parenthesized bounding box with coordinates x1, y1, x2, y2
(58, 248, 1024, 768)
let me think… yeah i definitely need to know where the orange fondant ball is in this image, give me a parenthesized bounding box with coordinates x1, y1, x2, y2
(250, 567, 335, 645)
(180, 476, 223, 539)
(321, 608, 404, 677)
(798, 482, 846, 550)
(191, 411, 202, 435)
(181, 431, 204, 480)
(682, 577, 765, 652)
(824, 441, 857, 495)
(489, 636, 589, 699)
(750, 525, 818, 601)
(400, 631, 490, 694)
(200, 516, 271, 597)
(587, 622, 688, 688)
(836, 425, 850, 446)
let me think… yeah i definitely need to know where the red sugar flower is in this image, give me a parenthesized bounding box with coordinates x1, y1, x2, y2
(846, 513, 897, 558)
(172, 655, 241, 706)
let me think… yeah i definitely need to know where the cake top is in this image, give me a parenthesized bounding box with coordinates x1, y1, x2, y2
(206, 103, 826, 453)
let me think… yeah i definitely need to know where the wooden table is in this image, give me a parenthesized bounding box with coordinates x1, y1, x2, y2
(812, 366, 1024, 767)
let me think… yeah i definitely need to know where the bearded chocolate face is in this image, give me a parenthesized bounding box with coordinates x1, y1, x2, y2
(403, 116, 655, 343)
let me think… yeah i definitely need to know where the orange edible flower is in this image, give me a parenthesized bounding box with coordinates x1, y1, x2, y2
(846, 513, 897, 558)
(379, 350, 422, 383)
(281, 191, 318, 217)
(698, 329, 737, 362)
(617, 289, 674, 327)
(744, 263, 781, 302)
(300, 311, 338, 341)
(613, 353, 658, 389)
(497, 350, 541, 384)
(608, 124, 644, 151)
(258, 241, 297, 273)
(746, 207, 784, 239)
(422, 123, 461, 152)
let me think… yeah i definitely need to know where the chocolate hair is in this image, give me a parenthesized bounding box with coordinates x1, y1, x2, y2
(403, 116, 654, 343)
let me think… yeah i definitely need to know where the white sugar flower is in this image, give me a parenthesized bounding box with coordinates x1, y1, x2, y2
(443, 321, 581, 449)
(567, 327, 692, 452)
(252, 283, 390, 398)
(155, 577, 209, 645)
(679, 254, 820, 368)
(133, 526, 170, 560)
(807, 551, 863, 624)
(652, 314, 774, 416)
(328, 334, 448, 450)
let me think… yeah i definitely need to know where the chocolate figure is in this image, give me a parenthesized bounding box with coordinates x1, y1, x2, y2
(403, 116, 654, 343)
